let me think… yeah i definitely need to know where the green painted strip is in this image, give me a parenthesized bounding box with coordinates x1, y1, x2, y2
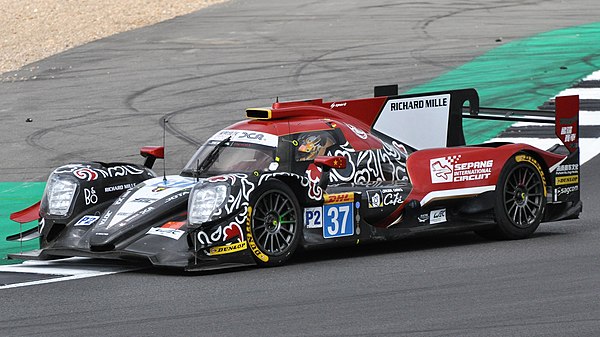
(405, 22, 600, 144)
(0, 182, 45, 265)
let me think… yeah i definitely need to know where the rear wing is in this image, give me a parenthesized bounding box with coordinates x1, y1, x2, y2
(371, 86, 579, 153)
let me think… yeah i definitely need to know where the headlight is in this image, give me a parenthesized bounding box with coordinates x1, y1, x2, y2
(188, 183, 229, 225)
(46, 175, 78, 216)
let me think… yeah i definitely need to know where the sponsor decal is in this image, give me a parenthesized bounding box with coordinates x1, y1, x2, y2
(556, 185, 579, 196)
(555, 164, 579, 175)
(146, 227, 186, 240)
(430, 155, 493, 183)
(330, 102, 347, 109)
(162, 221, 186, 229)
(515, 155, 547, 196)
(556, 175, 579, 185)
(84, 187, 98, 205)
(208, 241, 248, 256)
(304, 207, 323, 228)
(389, 96, 448, 111)
(209, 129, 278, 148)
(367, 190, 383, 208)
(112, 206, 155, 228)
(97, 210, 112, 227)
(429, 209, 447, 224)
(152, 186, 168, 193)
(417, 214, 429, 223)
(560, 125, 577, 143)
(132, 198, 156, 203)
(246, 206, 269, 262)
(374, 94, 450, 149)
(324, 192, 354, 204)
(163, 191, 190, 204)
(381, 188, 403, 206)
(74, 215, 99, 226)
(105, 183, 136, 193)
(114, 190, 132, 205)
(323, 201, 354, 239)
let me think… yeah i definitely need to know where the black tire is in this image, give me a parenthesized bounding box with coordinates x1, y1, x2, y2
(246, 180, 301, 267)
(477, 154, 547, 240)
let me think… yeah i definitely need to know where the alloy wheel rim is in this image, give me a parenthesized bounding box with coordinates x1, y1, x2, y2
(253, 191, 297, 255)
(504, 165, 544, 228)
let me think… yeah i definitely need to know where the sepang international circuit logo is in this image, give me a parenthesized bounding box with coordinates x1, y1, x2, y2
(430, 155, 493, 183)
(430, 158, 453, 183)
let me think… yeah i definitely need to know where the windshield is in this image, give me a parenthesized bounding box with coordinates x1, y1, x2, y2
(181, 140, 277, 177)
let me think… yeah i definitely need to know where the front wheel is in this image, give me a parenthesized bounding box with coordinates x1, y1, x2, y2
(477, 154, 547, 240)
(246, 181, 301, 267)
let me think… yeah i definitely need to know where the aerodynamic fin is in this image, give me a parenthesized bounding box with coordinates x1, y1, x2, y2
(555, 95, 579, 153)
(6, 227, 40, 242)
(9, 201, 41, 224)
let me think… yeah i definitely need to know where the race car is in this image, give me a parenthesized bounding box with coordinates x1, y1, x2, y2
(7, 86, 581, 271)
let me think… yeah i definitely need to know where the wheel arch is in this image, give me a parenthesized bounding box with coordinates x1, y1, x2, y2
(269, 175, 317, 206)
(511, 149, 552, 193)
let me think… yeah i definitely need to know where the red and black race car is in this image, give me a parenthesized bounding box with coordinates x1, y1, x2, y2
(8, 86, 581, 271)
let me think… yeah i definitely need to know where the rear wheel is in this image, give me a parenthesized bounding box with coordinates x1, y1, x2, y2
(477, 154, 546, 240)
(246, 181, 301, 267)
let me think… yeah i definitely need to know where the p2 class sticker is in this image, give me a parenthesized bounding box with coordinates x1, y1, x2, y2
(429, 208, 447, 224)
(304, 207, 323, 228)
(323, 202, 354, 239)
(74, 215, 100, 226)
(146, 227, 186, 240)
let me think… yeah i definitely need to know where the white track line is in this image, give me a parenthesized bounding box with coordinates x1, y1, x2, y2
(555, 88, 600, 100)
(0, 258, 141, 289)
(583, 70, 600, 81)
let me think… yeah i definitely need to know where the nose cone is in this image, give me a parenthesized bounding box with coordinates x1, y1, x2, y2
(89, 176, 196, 250)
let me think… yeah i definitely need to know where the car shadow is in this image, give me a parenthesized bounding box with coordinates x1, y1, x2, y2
(129, 230, 566, 276)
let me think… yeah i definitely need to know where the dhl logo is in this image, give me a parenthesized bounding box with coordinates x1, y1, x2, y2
(324, 192, 354, 204)
(556, 175, 579, 186)
(209, 241, 247, 256)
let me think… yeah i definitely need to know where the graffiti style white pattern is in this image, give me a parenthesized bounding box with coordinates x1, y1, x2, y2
(55, 164, 147, 181)
(329, 141, 407, 184)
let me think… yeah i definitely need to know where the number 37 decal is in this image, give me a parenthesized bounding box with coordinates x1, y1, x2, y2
(304, 203, 355, 239)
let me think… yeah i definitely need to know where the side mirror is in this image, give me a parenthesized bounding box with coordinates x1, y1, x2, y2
(313, 156, 346, 189)
(140, 146, 164, 169)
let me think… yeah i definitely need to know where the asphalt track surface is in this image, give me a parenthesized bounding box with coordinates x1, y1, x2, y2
(2, 0, 600, 336)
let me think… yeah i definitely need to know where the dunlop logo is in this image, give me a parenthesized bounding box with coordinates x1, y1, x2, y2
(556, 175, 579, 186)
(209, 241, 247, 256)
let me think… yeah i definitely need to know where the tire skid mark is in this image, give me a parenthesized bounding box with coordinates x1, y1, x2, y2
(159, 96, 271, 146)
(409, 0, 545, 70)
(288, 42, 389, 87)
(25, 109, 109, 152)
(414, 0, 543, 39)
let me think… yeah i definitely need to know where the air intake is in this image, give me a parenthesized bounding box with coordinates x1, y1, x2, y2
(246, 108, 272, 119)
